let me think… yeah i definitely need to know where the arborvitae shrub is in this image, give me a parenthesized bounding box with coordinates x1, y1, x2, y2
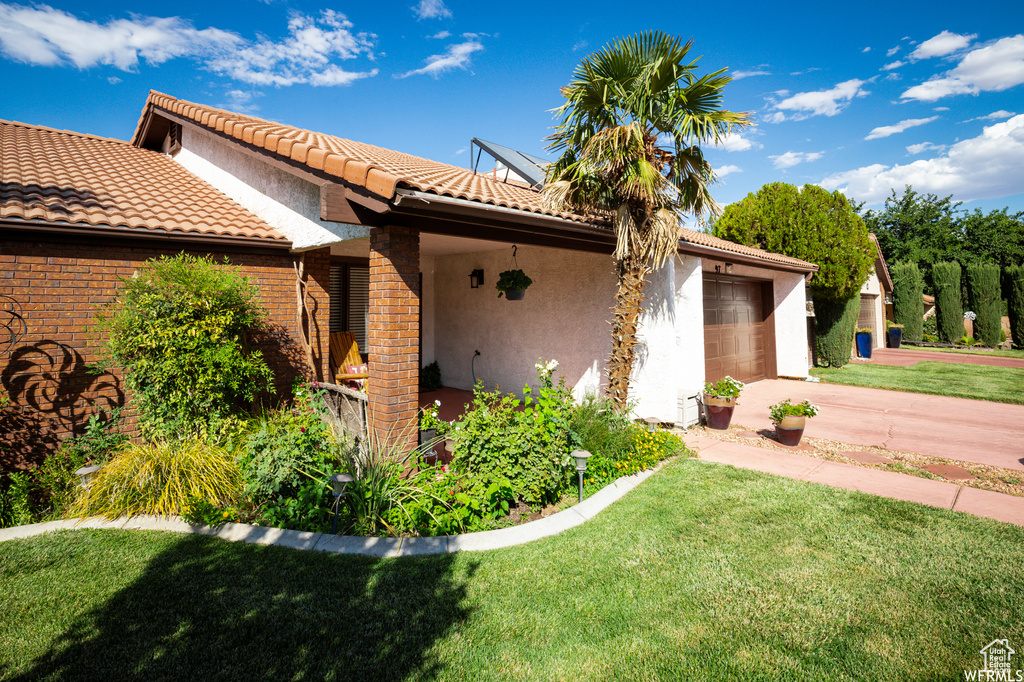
(966, 263, 1002, 347)
(1006, 265, 1024, 350)
(891, 262, 924, 342)
(932, 261, 964, 344)
(814, 295, 859, 367)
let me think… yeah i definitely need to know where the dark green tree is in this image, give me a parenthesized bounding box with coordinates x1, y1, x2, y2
(713, 182, 874, 367)
(860, 186, 962, 288)
(1005, 265, 1024, 350)
(931, 261, 964, 344)
(966, 263, 1002, 347)
(961, 208, 1024, 269)
(891, 262, 924, 342)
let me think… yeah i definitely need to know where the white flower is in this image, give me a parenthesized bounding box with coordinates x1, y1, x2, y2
(546, 359, 559, 371)
(434, 400, 441, 407)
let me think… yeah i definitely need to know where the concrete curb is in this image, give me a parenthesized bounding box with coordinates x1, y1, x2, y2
(0, 467, 659, 555)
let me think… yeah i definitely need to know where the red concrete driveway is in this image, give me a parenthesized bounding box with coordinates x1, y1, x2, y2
(730, 379, 1024, 471)
(866, 347, 1024, 368)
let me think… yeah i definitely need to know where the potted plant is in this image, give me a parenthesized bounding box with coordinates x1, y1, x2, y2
(768, 399, 819, 446)
(419, 400, 445, 446)
(855, 327, 873, 358)
(886, 321, 903, 349)
(496, 269, 533, 300)
(702, 376, 744, 430)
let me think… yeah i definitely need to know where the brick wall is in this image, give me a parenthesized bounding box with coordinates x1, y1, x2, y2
(368, 225, 420, 451)
(0, 233, 330, 471)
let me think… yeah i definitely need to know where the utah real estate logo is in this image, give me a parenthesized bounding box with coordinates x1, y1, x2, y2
(965, 639, 1023, 681)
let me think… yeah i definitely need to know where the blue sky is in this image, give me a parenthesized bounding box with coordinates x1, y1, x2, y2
(2, 0, 1023, 217)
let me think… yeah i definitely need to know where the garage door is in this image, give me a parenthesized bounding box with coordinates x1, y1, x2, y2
(703, 274, 767, 385)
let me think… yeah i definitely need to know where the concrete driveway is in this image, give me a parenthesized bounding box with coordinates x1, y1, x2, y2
(730, 379, 1024, 471)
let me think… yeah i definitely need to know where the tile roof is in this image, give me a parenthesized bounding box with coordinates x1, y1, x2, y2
(134, 90, 813, 269)
(1, 119, 286, 242)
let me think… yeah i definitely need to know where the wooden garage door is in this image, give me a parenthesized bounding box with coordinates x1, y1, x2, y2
(703, 274, 767, 384)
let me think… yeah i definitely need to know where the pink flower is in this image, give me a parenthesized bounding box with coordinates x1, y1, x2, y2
(300, 427, 306, 433)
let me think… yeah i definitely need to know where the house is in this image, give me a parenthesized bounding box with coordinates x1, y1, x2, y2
(1, 90, 816, 465)
(855, 234, 894, 351)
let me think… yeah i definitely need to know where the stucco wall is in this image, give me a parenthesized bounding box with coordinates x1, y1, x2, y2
(702, 257, 810, 380)
(428, 244, 616, 404)
(674, 255, 706, 404)
(174, 126, 368, 251)
(860, 271, 886, 349)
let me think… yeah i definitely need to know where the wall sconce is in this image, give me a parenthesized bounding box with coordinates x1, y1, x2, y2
(469, 269, 484, 289)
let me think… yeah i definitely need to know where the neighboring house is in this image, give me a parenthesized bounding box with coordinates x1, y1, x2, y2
(1, 90, 816, 464)
(855, 234, 894, 350)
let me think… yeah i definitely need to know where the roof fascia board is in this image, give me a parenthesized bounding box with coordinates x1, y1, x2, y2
(0, 218, 292, 251)
(681, 242, 818, 274)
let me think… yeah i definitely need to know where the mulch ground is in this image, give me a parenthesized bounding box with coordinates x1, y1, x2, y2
(681, 423, 1024, 498)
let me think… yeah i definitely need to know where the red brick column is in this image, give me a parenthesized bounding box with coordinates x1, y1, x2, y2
(368, 225, 420, 452)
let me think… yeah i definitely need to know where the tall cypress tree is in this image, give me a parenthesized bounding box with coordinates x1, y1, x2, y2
(1005, 265, 1024, 350)
(967, 263, 1002, 347)
(932, 261, 963, 344)
(891, 262, 924, 342)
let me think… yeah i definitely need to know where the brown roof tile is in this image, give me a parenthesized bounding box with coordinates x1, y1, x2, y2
(134, 90, 813, 269)
(1, 119, 286, 242)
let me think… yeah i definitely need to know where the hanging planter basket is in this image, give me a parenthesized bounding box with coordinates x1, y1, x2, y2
(495, 245, 532, 300)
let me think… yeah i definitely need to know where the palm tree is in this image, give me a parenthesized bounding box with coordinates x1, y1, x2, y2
(543, 31, 750, 410)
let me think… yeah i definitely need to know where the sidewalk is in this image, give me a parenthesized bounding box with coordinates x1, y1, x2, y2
(685, 433, 1024, 527)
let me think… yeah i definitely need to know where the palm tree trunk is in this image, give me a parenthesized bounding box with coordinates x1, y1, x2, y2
(607, 256, 649, 411)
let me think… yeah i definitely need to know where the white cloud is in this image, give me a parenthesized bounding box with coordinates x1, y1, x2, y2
(221, 89, 263, 113)
(770, 151, 824, 168)
(934, 106, 950, 111)
(901, 35, 1024, 101)
(454, 146, 467, 155)
(716, 164, 741, 177)
(865, 116, 939, 140)
(572, 40, 588, 53)
(107, 76, 121, 84)
(771, 78, 870, 120)
(0, 2, 239, 70)
(862, 47, 871, 53)
(732, 69, 771, 79)
(715, 132, 760, 152)
(399, 39, 482, 78)
(886, 46, 901, 57)
(906, 142, 946, 155)
(882, 60, 904, 71)
(428, 30, 450, 39)
(822, 114, 1024, 204)
(909, 30, 976, 60)
(412, 0, 451, 20)
(0, 5, 378, 87)
(963, 109, 1016, 122)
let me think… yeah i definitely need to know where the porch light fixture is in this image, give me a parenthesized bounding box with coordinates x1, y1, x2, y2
(469, 269, 484, 289)
(724, 263, 734, 274)
(74, 465, 102, 490)
(329, 473, 354, 534)
(572, 449, 591, 503)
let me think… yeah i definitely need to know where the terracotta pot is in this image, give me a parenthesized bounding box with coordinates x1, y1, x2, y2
(775, 415, 806, 446)
(703, 395, 737, 430)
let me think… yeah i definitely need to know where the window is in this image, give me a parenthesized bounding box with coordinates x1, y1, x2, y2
(329, 264, 369, 352)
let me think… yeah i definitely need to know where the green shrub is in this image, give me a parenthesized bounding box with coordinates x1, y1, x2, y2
(932, 261, 964, 344)
(95, 253, 274, 439)
(236, 384, 338, 532)
(892, 262, 924, 342)
(1004, 265, 1024, 350)
(421, 361, 442, 390)
(567, 394, 638, 462)
(72, 436, 243, 519)
(922, 315, 938, 339)
(0, 472, 34, 529)
(448, 361, 576, 507)
(813, 295, 859, 367)
(966, 263, 1002, 347)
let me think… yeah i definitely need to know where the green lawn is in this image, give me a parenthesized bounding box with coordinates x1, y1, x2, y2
(907, 344, 1024, 359)
(812, 361, 1024, 404)
(3, 460, 1023, 681)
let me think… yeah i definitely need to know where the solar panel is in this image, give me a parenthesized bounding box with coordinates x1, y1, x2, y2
(470, 138, 550, 189)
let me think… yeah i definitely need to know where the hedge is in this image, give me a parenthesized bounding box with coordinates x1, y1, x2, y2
(966, 263, 1002, 347)
(891, 262, 924, 342)
(932, 261, 964, 344)
(1006, 265, 1024, 350)
(814, 295, 859, 368)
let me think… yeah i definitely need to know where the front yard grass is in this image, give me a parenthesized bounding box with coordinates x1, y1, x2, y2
(3, 459, 1023, 681)
(908, 344, 1024, 359)
(812, 361, 1024, 404)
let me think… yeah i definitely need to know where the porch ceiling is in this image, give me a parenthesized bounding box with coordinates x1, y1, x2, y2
(328, 233, 514, 258)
